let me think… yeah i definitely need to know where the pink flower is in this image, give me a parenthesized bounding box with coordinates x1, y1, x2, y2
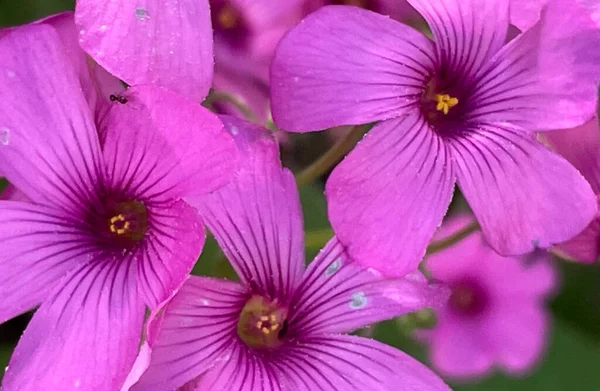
(75, 0, 214, 101)
(270, 0, 600, 277)
(210, 0, 305, 121)
(0, 20, 238, 389)
(128, 116, 450, 390)
(542, 119, 600, 263)
(422, 216, 557, 378)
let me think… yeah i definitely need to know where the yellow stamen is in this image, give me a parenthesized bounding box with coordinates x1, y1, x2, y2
(262, 327, 271, 335)
(270, 324, 279, 331)
(434, 93, 459, 115)
(218, 6, 238, 29)
(109, 214, 129, 235)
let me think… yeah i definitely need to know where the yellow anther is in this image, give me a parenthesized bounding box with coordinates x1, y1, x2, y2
(262, 327, 271, 335)
(255, 321, 262, 329)
(270, 324, 279, 332)
(260, 315, 269, 322)
(109, 214, 130, 235)
(218, 6, 237, 29)
(269, 314, 276, 322)
(434, 93, 459, 115)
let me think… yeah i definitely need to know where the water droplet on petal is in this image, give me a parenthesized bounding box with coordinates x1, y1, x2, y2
(200, 299, 210, 306)
(74, 379, 81, 388)
(135, 7, 150, 21)
(230, 125, 238, 135)
(6, 70, 15, 78)
(324, 258, 342, 277)
(0, 127, 10, 145)
(99, 24, 108, 32)
(349, 291, 367, 310)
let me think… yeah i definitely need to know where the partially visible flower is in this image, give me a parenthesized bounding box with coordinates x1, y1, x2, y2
(128, 116, 450, 391)
(270, 0, 600, 277)
(209, 0, 305, 122)
(510, 0, 600, 31)
(75, 0, 214, 101)
(304, 0, 420, 23)
(542, 119, 600, 263)
(0, 23, 238, 390)
(421, 215, 557, 379)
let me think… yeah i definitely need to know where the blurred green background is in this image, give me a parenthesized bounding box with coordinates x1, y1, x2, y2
(1, 1, 600, 390)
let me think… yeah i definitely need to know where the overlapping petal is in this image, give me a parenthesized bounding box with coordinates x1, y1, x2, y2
(509, 0, 547, 31)
(278, 335, 450, 390)
(542, 119, 600, 193)
(553, 221, 600, 263)
(188, 116, 305, 300)
(448, 123, 597, 255)
(2, 259, 144, 390)
(408, 0, 509, 82)
(131, 276, 247, 391)
(326, 113, 455, 277)
(135, 200, 205, 308)
(270, 6, 435, 131)
(469, 0, 600, 130)
(102, 85, 239, 200)
(288, 237, 446, 335)
(0, 202, 95, 323)
(0, 23, 103, 214)
(75, 0, 214, 101)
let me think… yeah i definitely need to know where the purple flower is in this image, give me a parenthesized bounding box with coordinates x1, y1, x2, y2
(75, 0, 214, 101)
(128, 116, 450, 391)
(421, 215, 557, 378)
(542, 119, 600, 263)
(270, 0, 600, 277)
(209, 0, 305, 122)
(0, 22, 238, 389)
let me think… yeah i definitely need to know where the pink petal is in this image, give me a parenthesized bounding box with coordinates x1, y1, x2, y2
(2, 259, 144, 390)
(75, 0, 213, 101)
(0, 23, 103, 213)
(136, 200, 206, 308)
(192, 342, 280, 391)
(289, 237, 446, 335)
(487, 304, 549, 374)
(469, 0, 600, 130)
(429, 316, 494, 378)
(326, 114, 455, 277)
(280, 335, 450, 390)
(449, 123, 597, 255)
(509, 0, 547, 31)
(0, 183, 29, 202)
(408, 0, 509, 80)
(554, 221, 600, 263)
(542, 119, 600, 193)
(131, 276, 246, 391)
(270, 5, 435, 131)
(102, 85, 239, 200)
(0, 202, 94, 323)
(38, 12, 124, 116)
(188, 116, 305, 300)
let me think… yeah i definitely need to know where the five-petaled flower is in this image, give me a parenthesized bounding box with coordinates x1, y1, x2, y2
(0, 19, 238, 390)
(127, 116, 450, 391)
(420, 215, 557, 378)
(270, 0, 600, 277)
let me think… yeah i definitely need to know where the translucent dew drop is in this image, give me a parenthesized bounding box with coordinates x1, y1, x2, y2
(349, 291, 368, 310)
(0, 127, 10, 145)
(324, 258, 342, 277)
(135, 7, 150, 21)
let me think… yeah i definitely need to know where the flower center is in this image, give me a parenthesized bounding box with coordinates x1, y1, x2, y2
(448, 280, 488, 317)
(434, 93, 459, 115)
(105, 200, 148, 243)
(237, 296, 288, 349)
(217, 4, 238, 30)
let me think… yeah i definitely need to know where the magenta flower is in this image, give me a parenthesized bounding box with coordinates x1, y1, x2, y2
(304, 0, 419, 22)
(209, 0, 305, 121)
(422, 215, 557, 378)
(0, 22, 238, 390)
(542, 119, 600, 263)
(270, 0, 600, 277)
(128, 116, 450, 390)
(75, 0, 214, 101)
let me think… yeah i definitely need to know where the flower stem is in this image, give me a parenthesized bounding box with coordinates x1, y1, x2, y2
(295, 124, 370, 186)
(203, 90, 258, 123)
(425, 220, 480, 254)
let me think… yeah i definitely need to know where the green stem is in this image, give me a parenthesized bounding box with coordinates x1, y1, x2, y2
(203, 90, 258, 123)
(425, 220, 480, 254)
(295, 124, 369, 186)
